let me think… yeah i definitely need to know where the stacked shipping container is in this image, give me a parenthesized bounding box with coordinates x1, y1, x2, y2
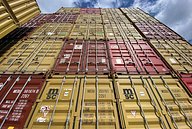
(121, 8, 192, 96)
(0, 7, 192, 129)
(0, 0, 40, 39)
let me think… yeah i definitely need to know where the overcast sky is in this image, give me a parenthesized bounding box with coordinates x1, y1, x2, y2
(36, 0, 192, 43)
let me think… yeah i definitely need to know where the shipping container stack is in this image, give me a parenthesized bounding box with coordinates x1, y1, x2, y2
(0, 7, 192, 129)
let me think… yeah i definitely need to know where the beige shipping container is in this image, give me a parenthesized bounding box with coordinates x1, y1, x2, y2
(26, 75, 120, 129)
(88, 24, 105, 40)
(74, 76, 119, 129)
(26, 76, 80, 129)
(0, 38, 22, 62)
(69, 24, 88, 39)
(0, 38, 63, 74)
(120, 8, 159, 23)
(76, 14, 102, 24)
(147, 76, 192, 129)
(150, 39, 192, 74)
(104, 23, 143, 40)
(166, 40, 192, 61)
(69, 24, 105, 40)
(56, 7, 80, 13)
(101, 9, 131, 24)
(114, 75, 192, 129)
(30, 23, 74, 39)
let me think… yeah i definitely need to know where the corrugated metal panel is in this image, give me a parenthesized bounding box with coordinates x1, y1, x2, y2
(47, 13, 79, 23)
(69, 24, 105, 40)
(104, 23, 143, 40)
(0, 0, 40, 39)
(22, 14, 52, 27)
(147, 76, 192, 129)
(1, 27, 34, 39)
(120, 8, 182, 40)
(134, 22, 181, 40)
(30, 23, 74, 39)
(108, 40, 170, 74)
(0, 26, 35, 63)
(0, 39, 63, 74)
(84, 40, 110, 74)
(181, 77, 192, 95)
(179, 73, 192, 95)
(0, 38, 21, 63)
(26, 76, 120, 129)
(53, 40, 110, 74)
(75, 76, 119, 129)
(76, 14, 102, 24)
(102, 9, 130, 24)
(149, 39, 192, 75)
(56, 7, 80, 13)
(7, 0, 40, 25)
(120, 8, 160, 23)
(53, 40, 85, 74)
(0, 74, 45, 129)
(0, 3, 18, 39)
(26, 75, 80, 129)
(114, 75, 192, 129)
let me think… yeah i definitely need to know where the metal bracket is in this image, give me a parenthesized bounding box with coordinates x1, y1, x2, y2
(1, 0, 20, 26)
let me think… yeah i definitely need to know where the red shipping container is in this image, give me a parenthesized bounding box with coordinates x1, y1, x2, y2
(181, 77, 192, 94)
(179, 73, 192, 78)
(135, 22, 181, 40)
(84, 40, 110, 74)
(53, 40, 85, 74)
(48, 13, 79, 23)
(130, 40, 170, 74)
(22, 14, 52, 27)
(53, 40, 110, 74)
(108, 41, 141, 74)
(0, 75, 13, 99)
(22, 14, 79, 27)
(108, 40, 170, 74)
(0, 75, 45, 129)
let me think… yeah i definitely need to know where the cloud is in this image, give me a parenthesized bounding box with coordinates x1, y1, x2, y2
(131, 0, 192, 43)
(36, 0, 75, 13)
(96, 0, 116, 8)
(73, 0, 97, 8)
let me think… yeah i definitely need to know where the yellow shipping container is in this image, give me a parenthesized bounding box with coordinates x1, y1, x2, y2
(30, 23, 74, 39)
(104, 23, 143, 40)
(0, 2, 17, 38)
(76, 14, 102, 24)
(0, 38, 63, 74)
(120, 8, 159, 23)
(0, 0, 40, 39)
(114, 75, 192, 129)
(26, 75, 120, 129)
(69, 24, 105, 40)
(56, 7, 80, 13)
(150, 39, 192, 74)
(6, 0, 40, 24)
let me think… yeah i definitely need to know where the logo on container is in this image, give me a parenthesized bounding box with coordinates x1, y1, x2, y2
(46, 88, 59, 99)
(123, 89, 134, 99)
(37, 105, 51, 122)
